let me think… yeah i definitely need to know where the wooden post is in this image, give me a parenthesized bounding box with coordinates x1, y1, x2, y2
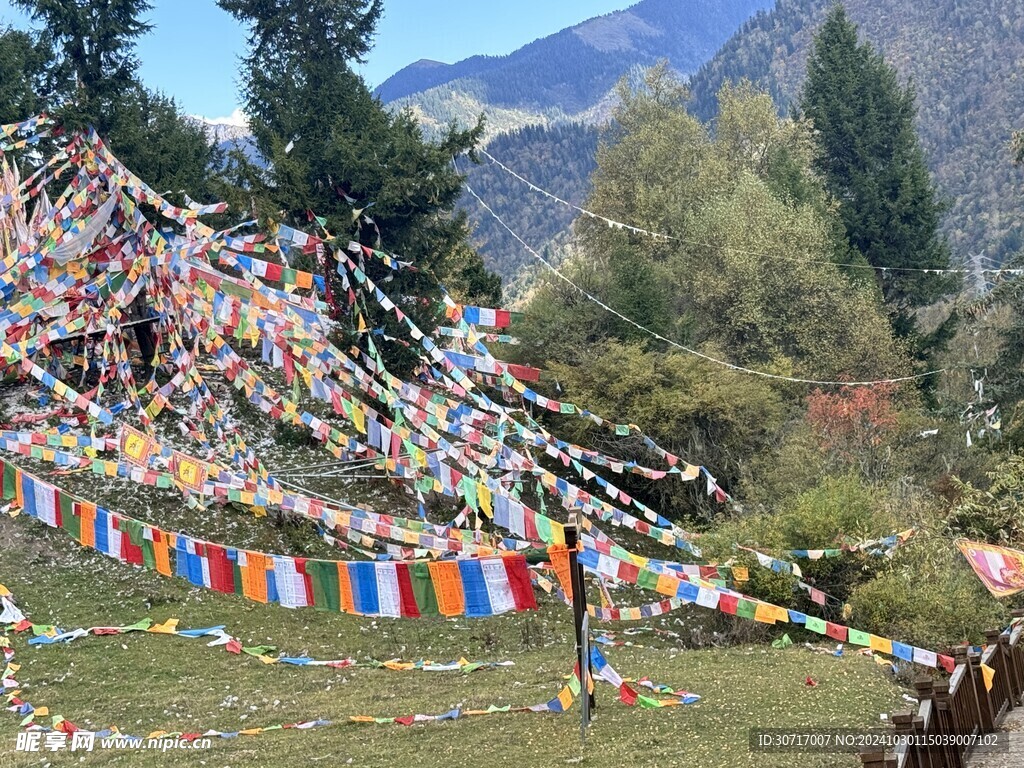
(892, 710, 920, 768)
(912, 714, 932, 768)
(955, 646, 987, 735)
(967, 648, 996, 733)
(998, 631, 1018, 712)
(1011, 613, 1024, 705)
(564, 524, 594, 721)
(933, 679, 964, 768)
(914, 677, 940, 768)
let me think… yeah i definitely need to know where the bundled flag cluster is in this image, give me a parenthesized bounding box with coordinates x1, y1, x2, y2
(0, 109, 953, 732)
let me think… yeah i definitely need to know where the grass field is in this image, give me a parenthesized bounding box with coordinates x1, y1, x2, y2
(0, 497, 910, 768)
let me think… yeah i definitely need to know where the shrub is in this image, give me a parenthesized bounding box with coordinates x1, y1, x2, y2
(847, 534, 1008, 648)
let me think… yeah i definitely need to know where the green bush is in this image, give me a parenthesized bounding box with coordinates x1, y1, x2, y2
(701, 474, 901, 618)
(847, 534, 1008, 648)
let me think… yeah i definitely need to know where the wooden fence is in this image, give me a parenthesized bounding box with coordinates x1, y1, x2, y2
(860, 609, 1024, 768)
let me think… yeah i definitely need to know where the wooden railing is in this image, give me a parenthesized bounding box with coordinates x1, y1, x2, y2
(859, 610, 1024, 768)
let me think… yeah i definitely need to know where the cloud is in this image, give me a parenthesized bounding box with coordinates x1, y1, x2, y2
(192, 108, 249, 127)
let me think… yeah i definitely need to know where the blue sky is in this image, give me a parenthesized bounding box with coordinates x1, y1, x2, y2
(0, 0, 636, 121)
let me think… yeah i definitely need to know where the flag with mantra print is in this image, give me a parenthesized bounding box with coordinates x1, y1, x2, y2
(956, 539, 1024, 598)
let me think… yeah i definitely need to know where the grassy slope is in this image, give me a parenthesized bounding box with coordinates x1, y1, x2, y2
(0, 494, 907, 768)
(0, 373, 907, 767)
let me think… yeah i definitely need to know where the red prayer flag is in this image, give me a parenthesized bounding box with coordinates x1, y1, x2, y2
(825, 622, 848, 642)
(503, 555, 537, 611)
(619, 683, 638, 706)
(395, 563, 420, 618)
(719, 594, 738, 615)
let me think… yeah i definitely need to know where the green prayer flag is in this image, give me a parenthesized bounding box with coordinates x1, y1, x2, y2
(2, 462, 16, 501)
(307, 560, 341, 612)
(806, 616, 827, 634)
(535, 514, 553, 544)
(636, 569, 659, 591)
(409, 562, 439, 617)
(233, 561, 244, 596)
(848, 628, 871, 646)
(458, 476, 478, 512)
(568, 674, 581, 696)
(59, 493, 80, 541)
(120, 618, 153, 632)
(736, 599, 757, 620)
(242, 645, 276, 657)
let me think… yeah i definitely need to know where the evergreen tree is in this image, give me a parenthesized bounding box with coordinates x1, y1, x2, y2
(0, 27, 54, 124)
(218, 0, 500, 374)
(800, 4, 957, 341)
(13, 0, 218, 195)
(13, 0, 152, 133)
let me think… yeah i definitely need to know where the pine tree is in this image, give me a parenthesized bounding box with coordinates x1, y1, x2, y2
(219, 0, 500, 374)
(13, 0, 152, 133)
(13, 0, 218, 195)
(800, 4, 958, 341)
(0, 27, 54, 124)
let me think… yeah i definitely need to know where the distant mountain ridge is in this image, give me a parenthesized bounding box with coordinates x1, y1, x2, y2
(374, 0, 773, 291)
(376, 0, 773, 136)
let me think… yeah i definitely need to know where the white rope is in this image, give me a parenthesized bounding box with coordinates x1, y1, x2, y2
(478, 148, 1024, 277)
(461, 168, 947, 387)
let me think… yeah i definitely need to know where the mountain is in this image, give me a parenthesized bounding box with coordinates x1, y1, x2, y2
(377, 0, 774, 137)
(687, 0, 1024, 267)
(190, 113, 251, 144)
(376, 0, 774, 290)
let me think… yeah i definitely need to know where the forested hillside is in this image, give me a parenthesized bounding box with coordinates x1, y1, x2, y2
(688, 0, 1024, 266)
(460, 123, 598, 298)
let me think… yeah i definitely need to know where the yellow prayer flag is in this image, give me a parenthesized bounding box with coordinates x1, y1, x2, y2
(550, 521, 566, 546)
(149, 619, 179, 634)
(477, 483, 493, 518)
(869, 635, 893, 655)
(981, 663, 995, 692)
(557, 687, 574, 711)
(753, 603, 777, 624)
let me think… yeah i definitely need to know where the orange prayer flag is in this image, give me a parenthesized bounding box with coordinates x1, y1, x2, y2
(337, 562, 355, 614)
(427, 560, 465, 617)
(79, 501, 96, 548)
(754, 603, 777, 624)
(655, 573, 678, 597)
(981, 663, 995, 691)
(153, 532, 172, 577)
(547, 545, 573, 600)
